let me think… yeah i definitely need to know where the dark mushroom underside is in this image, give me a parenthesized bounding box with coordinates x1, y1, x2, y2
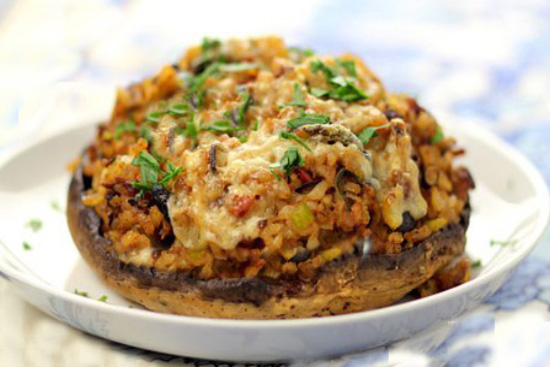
(67, 154, 469, 319)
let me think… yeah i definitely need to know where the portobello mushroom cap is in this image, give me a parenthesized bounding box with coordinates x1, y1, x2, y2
(67, 153, 469, 319)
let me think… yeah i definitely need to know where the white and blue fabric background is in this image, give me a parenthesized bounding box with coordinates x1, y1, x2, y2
(1, 0, 550, 366)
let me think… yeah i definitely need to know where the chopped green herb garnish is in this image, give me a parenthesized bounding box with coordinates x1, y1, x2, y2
(176, 121, 198, 144)
(130, 151, 182, 196)
(201, 37, 221, 52)
(287, 112, 331, 130)
(189, 62, 220, 93)
(218, 62, 260, 72)
(288, 46, 315, 57)
(471, 259, 482, 268)
(26, 219, 42, 232)
(253, 119, 260, 131)
(310, 59, 368, 102)
(159, 162, 182, 186)
(311, 59, 335, 79)
(335, 59, 357, 77)
(238, 135, 248, 143)
(309, 88, 330, 98)
(203, 120, 244, 134)
(188, 60, 258, 100)
(98, 295, 108, 302)
(270, 147, 305, 181)
(490, 239, 517, 247)
(237, 92, 252, 126)
(191, 37, 226, 73)
(132, 151, 160, 189)
(356, 124, 390, 145)
(74, 289, 89, 297)
(280, 132, 312, 152)
(168, 103, 192, 116)
(139, 125, 153, 143)
(23, 242, 32, 251)
(286, 83, 306, 108)
(196, 89, 207, 108)
(50, 200, 61, 212)
(146, 111, 166, 124)
(114, 120, 137, 139)
(430, 126, 443, 144)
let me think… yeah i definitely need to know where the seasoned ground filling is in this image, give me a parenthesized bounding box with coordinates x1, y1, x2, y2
(80, 36, 474, 280)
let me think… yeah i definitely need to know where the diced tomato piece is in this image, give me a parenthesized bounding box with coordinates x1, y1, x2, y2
(227, 195, 254, 217)
(296, 168, 313, 183)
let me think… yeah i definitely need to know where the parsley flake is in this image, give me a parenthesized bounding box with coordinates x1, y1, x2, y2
(490, 239, 517, 247)
(287, 112, 331, 130)
(430, 126, 444, 144)
(50, 200, 61, 212)
(270, 147, 305, 181)
(26, 219, 42, 232)
(97, 295, 108, 302)
(356, 124, 390, 145)
(74, 289, 89, 297)
(132, 151, 160, 190)
(23, 242, 32, 251)
(189, 62, 220, 94)
(335, 59, 357, 77)
(280, 132, 312, 152)
(310, 59, 367, 102)
(203, 120, 244, 134)
(114, 120, 137, 139)
(237, 92, 252, 126)
(253, 119, 260, 131)
(288, 46, 315, 58)
(146, 111, 166, 125)
(286, 83, 306, 108)
(168, 103, 192, 116)
(159, 162, 182, 186)
(201, 37, 221, 52)
(176, 121, 198, 144)
(471, 259, 482, 268)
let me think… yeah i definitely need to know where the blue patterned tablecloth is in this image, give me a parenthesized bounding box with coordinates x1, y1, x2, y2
(1, 0, 549, 366)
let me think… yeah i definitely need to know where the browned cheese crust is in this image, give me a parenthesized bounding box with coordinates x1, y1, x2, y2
(68, 156, 469, 319)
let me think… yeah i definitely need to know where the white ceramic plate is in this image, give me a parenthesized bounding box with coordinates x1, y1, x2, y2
(0, 121, 548, 362)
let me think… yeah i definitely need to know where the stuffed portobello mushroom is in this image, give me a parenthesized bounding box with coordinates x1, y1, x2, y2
(67, 36, 475, 319)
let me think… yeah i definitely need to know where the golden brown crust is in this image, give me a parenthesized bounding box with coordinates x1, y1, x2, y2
(68, 156, 469, 319)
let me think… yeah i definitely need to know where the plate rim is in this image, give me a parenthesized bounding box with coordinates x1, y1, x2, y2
(0, 120, 548, 330)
